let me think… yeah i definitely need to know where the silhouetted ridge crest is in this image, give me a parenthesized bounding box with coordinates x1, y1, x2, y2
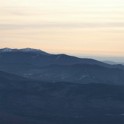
(0, 48, 49, 55)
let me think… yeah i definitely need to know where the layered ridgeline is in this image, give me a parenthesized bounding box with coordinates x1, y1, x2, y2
(0, 70, 124, 124)
(0, 48, 124, 85)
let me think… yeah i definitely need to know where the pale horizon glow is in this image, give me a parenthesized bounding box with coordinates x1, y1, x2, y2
(0, 0, 124, 59)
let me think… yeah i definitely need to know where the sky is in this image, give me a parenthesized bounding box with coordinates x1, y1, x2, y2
(0, 0, 124, 61)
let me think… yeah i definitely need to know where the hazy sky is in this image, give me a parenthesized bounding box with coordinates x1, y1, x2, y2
(0, 0, 124, 57)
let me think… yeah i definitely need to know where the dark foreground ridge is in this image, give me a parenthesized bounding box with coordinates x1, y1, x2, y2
(0, 71, 124, 124)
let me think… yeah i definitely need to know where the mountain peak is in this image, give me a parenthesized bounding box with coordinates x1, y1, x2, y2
(0, 48, 49, 55)
(0, 48, 15, 52)
(20, 48, 48, 54)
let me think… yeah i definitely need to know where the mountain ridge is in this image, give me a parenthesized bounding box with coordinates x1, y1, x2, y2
(0, 48, 124, 85)
(0, 47, 123, 66)
(0, 48, 112, 66)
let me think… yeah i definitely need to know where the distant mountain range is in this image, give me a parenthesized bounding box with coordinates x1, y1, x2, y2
(104, 60, 124, 65)
(0, 48, 124, 85)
